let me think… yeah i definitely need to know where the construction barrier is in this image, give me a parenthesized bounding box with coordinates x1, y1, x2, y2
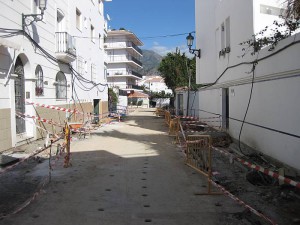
(213, 147, 300, 189)
(185, 135, 221, 195)
(63, 122, 71, 168)
(155, 108, 165, 117)
(165, 110, 171, 126)
(168, 117, 180, 143)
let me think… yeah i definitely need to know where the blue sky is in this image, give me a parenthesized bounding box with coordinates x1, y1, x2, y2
(104, 0, 195, 56)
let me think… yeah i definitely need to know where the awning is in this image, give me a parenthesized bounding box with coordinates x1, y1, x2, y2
(0, 37, 20, 50)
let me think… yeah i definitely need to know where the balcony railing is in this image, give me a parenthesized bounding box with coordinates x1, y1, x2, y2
(131, 56, 142, 67)
(107, 55, 143, 67)
(107, 70, 143, 79)
(127, 42, 142, 55)
(131, 70, 143, 78)
(126, 84, 143, 90)
(55, 32, 76, 63)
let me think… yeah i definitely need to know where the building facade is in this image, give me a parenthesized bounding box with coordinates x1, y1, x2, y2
(0, 0, 108, 151)
(195, 0, 300, 170)
(105, 29, 144, 107)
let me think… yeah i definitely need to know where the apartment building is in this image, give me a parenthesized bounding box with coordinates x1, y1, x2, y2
(195, 0, 300, 170)
(105, 29, 144, 107)
(0, 0, 108, 151)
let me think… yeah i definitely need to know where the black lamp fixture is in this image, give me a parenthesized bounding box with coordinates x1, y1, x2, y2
(186, 33, 201, 58)
(22, 0, 47, 30)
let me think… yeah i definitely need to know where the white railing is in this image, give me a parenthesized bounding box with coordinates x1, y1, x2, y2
(55, 32, 76, 56)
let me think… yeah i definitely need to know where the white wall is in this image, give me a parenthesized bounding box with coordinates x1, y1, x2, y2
(196, 0, 300, 170)
(0, 0, 108, 149)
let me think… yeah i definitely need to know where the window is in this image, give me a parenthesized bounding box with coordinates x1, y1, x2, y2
(99, 33, 103, 49)
(260, 4, 285, 16)
(221, 22, 225, 50)
(104, 68, 107, 79)
(76, 8, 82, 30)
(84, 61, 88, 73)
(35, 65, 44, 96)
(91, 63, 97, 82)
(225, 17, 230, 48)
(91, 24, 95, 42)
(98, 0, 104, 15)
(32, 0, 40, 14)
(84, 17, 87, 29)
(77, 56, 84, 75)
(55, 72, 67, 99)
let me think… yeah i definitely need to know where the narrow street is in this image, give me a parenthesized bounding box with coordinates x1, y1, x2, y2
(1, 109, 252, 225)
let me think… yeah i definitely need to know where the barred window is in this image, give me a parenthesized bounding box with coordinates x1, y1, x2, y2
(56, 72, 67, 99)
(35, 65, 44, 96)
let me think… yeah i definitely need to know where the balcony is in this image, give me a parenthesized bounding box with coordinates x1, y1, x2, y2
(127, 42, 142, 55)
(131, 70, 143, 79)
(131, 56, 142, 67)
(107, 70, 143, 79)
(126, 84, 144, 90)
(55, 32, 76, 63)
(107, 55, 143, 68)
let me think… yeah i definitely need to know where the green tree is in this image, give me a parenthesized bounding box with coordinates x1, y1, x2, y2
(158, 51, 196, 106)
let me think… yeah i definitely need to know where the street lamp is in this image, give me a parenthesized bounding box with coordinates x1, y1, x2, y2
(186, 33, 201, 58)
(22, 0, 48, 30)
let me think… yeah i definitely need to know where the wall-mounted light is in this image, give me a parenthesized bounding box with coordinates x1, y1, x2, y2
(186, 33, 201, 58)
(22, 0, 47, 30)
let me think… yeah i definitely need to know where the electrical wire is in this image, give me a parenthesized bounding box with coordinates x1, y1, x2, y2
(238, 62, 256, 155)
(72, 31, 195, 41)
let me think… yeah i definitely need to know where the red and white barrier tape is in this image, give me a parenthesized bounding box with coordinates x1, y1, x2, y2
(26, 101, 82, 114)
(210, 179, 277, 225)
(0, 176, 50, 219)
(177, 116, 199, 120)
(16, 112, 64, 128)
(213, 147, 300, 189)
(0, 137, 62, 175)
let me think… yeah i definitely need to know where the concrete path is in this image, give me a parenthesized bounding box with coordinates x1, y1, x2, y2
(0, 108, 247, 225)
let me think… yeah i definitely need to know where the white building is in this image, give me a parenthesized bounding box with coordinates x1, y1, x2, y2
(139, 75, 172, 94)
(105, 29, 144, 107)
(195, 0, 300, 170)
(0, 0, 109, 152)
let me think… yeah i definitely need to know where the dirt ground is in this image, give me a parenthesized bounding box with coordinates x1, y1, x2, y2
(0, 108, 299, 225)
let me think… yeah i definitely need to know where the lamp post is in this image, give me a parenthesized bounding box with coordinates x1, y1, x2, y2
(186, 33, 201, 58)
(22, 0, 48, 30)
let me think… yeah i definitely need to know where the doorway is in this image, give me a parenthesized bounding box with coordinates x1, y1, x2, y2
(14, 57, 25, 134)
(93, 99, 100, 123)
(222, 88, 229, 129)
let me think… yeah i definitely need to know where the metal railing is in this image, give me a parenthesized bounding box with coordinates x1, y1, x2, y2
(127, 42, 142, 55)
(55, 32, 76, 56)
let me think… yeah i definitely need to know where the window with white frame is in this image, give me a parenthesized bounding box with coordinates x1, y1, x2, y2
(32, 0, 40, 14)
(260, 4, 285, 16)
(99, 33, 103, 49)
(77, 56, 84, 75)
(98, 0, 104, 15)
(55, 72, 67, 99)
(221, 22, 225, 51)
(76, 8, 82, 30)
(91, 24, 95, 42)
(84, 16, 88, 29)
(35, 65, 44, 96)
(225, 17, 230, 48)
(104, 68, 107, 79)
(84, 61, 88, 73)
(91, 63, 97, 82)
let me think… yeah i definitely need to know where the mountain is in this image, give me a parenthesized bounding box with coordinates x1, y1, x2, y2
(140, 50, 163, 76)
